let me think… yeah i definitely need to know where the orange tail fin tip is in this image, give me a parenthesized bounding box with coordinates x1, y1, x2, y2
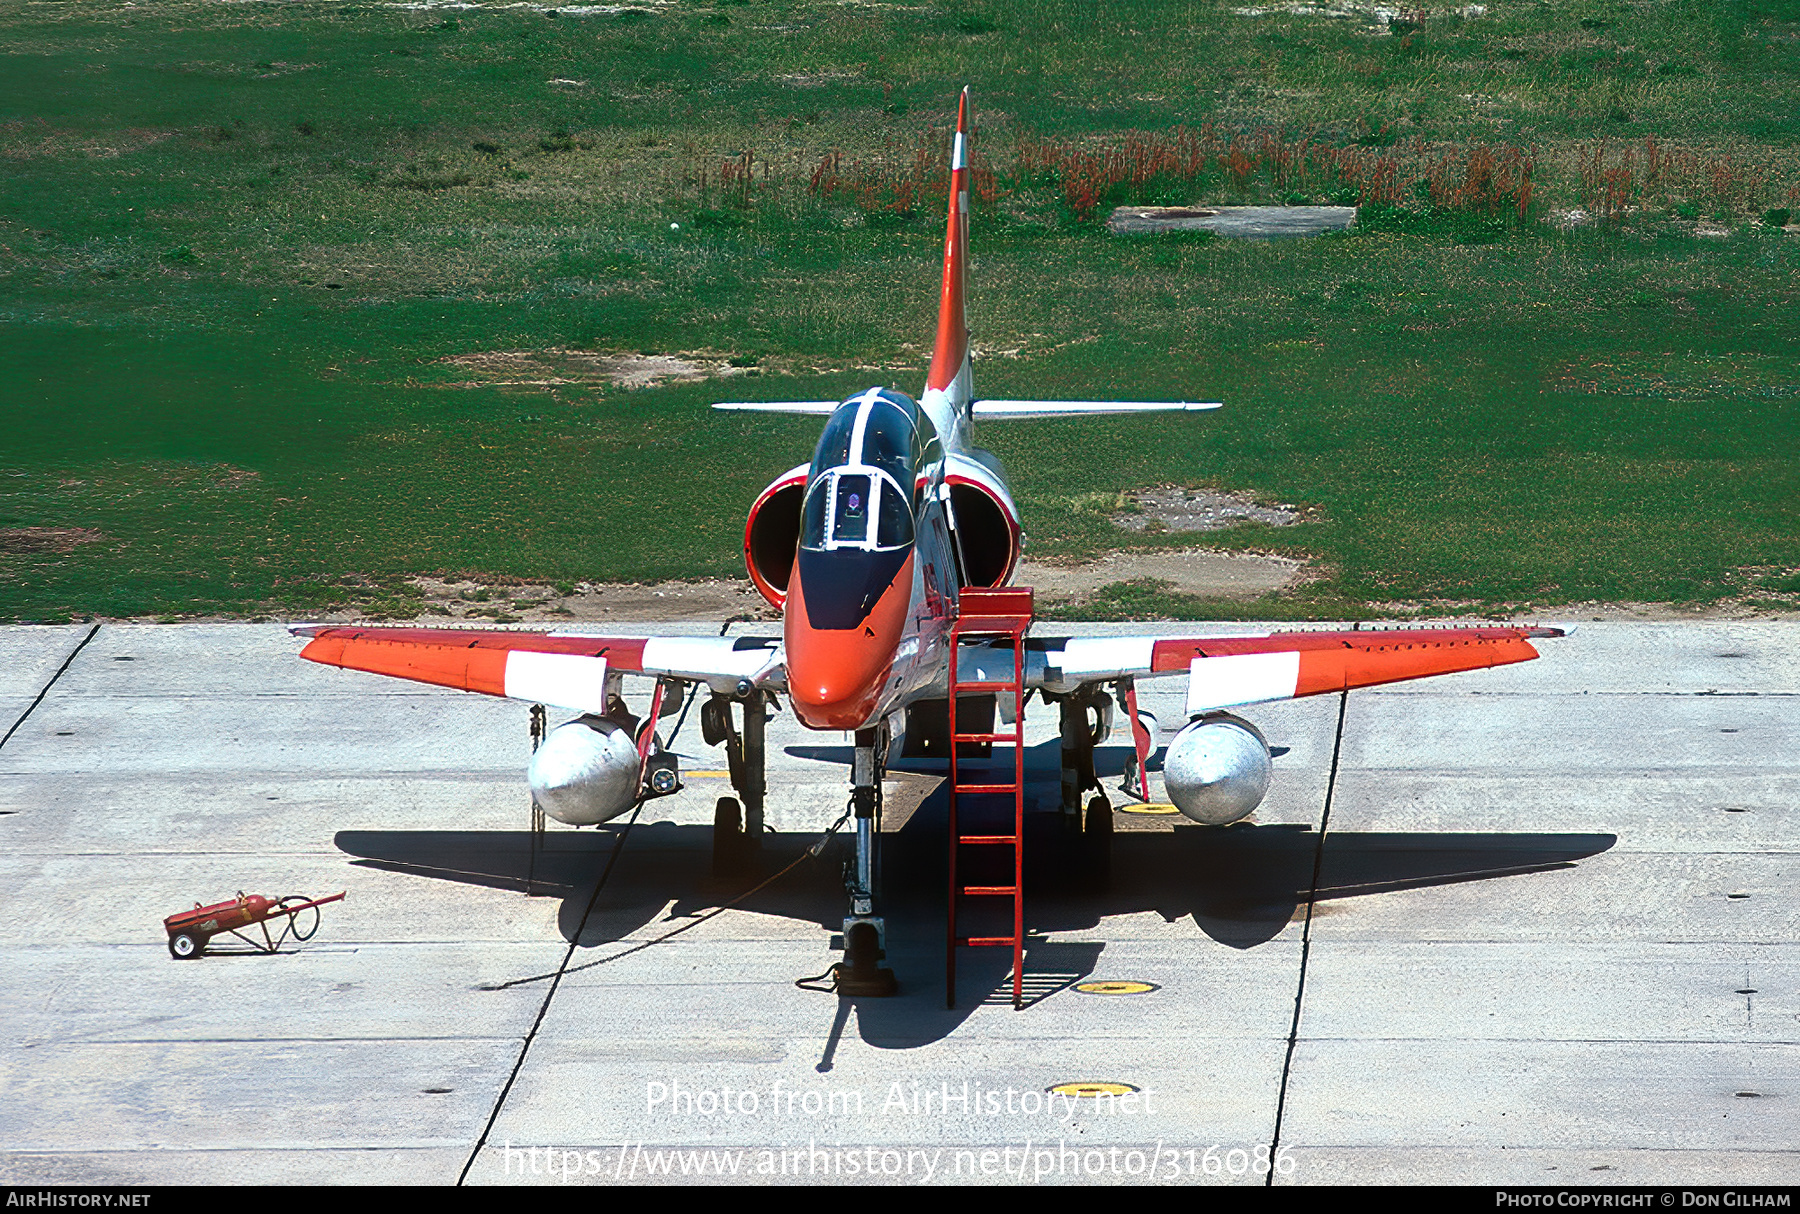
(926, 87, 971, 400)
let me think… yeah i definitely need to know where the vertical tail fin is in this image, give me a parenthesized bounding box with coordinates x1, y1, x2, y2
(922, 87, 973, 447)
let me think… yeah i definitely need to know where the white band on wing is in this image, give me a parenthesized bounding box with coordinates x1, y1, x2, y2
(1185, 652, 1301, 714)
(504, 652, 610, 715)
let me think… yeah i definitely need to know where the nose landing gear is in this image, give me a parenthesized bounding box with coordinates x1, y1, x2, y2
(834, 726, 898, 996)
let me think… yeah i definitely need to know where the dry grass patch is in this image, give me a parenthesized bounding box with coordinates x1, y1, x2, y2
(437, 349, 752, 389)
(0, 527, 105, 555)
(1114, 487, 1305, 533)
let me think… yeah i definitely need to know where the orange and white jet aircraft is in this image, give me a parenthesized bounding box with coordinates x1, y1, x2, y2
(295, 90, 1562, 997)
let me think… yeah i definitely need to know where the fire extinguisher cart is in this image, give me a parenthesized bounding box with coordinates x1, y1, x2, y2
(163, 891, 346, 959)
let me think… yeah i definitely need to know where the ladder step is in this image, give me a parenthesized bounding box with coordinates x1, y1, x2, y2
(949, 680, 1022, 692)
(958, 936, 1018, 948)
(962, 885, 1018, 897)
(952, 732, 1020, 744)
(957, 834, 1017, 845)
(953, 782, 1018, 796)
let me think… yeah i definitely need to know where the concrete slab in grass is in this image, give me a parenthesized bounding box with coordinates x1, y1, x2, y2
(1107, 204, 1357, 238)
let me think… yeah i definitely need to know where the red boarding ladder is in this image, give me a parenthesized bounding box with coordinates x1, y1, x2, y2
(946, 586, 1034, 1010)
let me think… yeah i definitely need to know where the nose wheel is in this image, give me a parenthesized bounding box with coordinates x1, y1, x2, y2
(836, 919, 897, 997)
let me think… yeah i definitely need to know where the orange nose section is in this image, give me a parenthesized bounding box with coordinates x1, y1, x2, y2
(785, 554, 914, 730)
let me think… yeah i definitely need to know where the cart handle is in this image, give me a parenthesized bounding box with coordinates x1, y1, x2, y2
(273, 891, 346, 917)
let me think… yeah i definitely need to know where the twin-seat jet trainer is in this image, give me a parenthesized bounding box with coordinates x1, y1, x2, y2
(295, 90, 1563, 1002)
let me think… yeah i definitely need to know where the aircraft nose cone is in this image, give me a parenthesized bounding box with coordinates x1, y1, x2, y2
(784, 555, 913, 731)
(787, 639, 891, 730)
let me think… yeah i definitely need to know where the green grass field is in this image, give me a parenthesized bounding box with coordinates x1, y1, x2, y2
(2, 0, 1798, 621)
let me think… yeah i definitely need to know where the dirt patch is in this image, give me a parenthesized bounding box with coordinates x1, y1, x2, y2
(299, 576, 779, 625)
(289, 554, 1307, 625)
(1115, 487, 1303, 532)
(438, 349, 750, 390)
(0, 527, 104, 555)
(1018, 549, 1307, 605)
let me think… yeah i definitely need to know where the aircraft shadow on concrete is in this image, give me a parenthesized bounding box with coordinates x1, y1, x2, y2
(334, 789, 1615, 1050)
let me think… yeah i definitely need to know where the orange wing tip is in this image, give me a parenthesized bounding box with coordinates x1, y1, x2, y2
(298, 636, 343, 665)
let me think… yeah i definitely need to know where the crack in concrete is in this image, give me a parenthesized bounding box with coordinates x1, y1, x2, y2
(455, 803, 643, 1185)
(1267, 683, 1351, 1186)
(1, 625, 100, 753)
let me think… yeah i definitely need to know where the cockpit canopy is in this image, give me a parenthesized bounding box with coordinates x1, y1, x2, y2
(800, 388, 921, 552)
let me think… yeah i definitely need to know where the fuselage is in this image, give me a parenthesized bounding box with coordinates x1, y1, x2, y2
(784, 386, 971, 731)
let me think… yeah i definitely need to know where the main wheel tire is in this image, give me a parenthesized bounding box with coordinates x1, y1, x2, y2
(1085, 796, 1113, 891)
(1055, 809, 1086, 884)
(168, 931, 203, 960)
(711, 796, 743, 877)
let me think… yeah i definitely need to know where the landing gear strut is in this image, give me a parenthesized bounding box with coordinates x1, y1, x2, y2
(1057, 689, 1109, 815)
(836, 725, 897, 996)
(704, 689, 767, 874)
(1058, 690, 1114, 889)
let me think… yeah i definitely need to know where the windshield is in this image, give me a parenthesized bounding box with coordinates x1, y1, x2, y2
(799, 388, 921, 552)
(800, 470, 914, 551)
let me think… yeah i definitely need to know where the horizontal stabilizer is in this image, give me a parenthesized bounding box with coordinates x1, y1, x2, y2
(712, 401, 840, 415)
(971, 400, 1222, 418)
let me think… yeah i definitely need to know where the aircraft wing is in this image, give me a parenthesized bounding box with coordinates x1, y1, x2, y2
(290, 624, 784, 715)
(971, 400, 1221, 418)
(958, 625, 1565, 713)
(711, 401, 840, 415)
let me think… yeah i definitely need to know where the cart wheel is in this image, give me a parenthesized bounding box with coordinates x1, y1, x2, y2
(169, 931, 204, 960)
(279, 895, 322, 941)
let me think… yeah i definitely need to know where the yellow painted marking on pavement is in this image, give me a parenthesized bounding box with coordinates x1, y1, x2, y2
(1048, 1082, 1140, 1098)
(688, 770, 732, 778)
(1119, 802, 1180, 815)
(1074, 981, 1159, 996)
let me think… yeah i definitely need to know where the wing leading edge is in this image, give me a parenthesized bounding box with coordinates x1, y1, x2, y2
(292, 624, 784, 714)
(946, 625, 1565, 711)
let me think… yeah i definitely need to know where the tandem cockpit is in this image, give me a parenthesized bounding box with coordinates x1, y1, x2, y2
(791, 387, 929, 631)
(800, 387, 923, 554)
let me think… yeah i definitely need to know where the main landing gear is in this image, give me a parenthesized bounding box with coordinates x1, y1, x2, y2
(703, 688, 768, 877)
(1056, 688, 1114, 890)
(836, 725, 897, 996)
